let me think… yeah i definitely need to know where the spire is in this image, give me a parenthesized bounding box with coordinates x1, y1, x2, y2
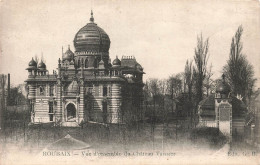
(62, 46, 64, 54)
(90, 10, 94, 23)
(68, 45, 70, 50)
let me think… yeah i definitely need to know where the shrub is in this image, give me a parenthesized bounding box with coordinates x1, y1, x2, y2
(190, 127, 227, 148)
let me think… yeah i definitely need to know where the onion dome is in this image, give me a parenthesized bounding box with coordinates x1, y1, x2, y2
(63, 45, 74, 61)
(216, 74, 231, 94)
(67, 80, 78, 94)
(27, 58, 37, 69)
(73, 10, 110, 53)
(112, 56, 121, 66)
(38, 60, 46, 70)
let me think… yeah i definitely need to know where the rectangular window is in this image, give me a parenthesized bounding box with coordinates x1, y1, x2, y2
(108, 87, 111, 96)
(39, 86, 44, 95)
(49, 114, 53, 121)
(49, 85, 54, 96)
(102, 101, 107, 123)
(95, 85, 99, 96)
(88, 87, 93, 94)
(49, 102, 54, 121)
(103, 86, 107, 96)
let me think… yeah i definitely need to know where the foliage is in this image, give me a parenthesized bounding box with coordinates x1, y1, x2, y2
(166, 74, 183, 98)
(190, 127, 227, 148)
(7, 87, 27, 106)
(193, 33, 210, 105)
(223, 25, 256, 105)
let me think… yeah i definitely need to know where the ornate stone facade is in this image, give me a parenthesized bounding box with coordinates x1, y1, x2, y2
(25, 11, 144, 126)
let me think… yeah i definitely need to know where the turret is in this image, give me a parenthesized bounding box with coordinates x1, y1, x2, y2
(38, 60, 47, 76)
(215, 74, 231, 99)
(26, 58, 38, 76)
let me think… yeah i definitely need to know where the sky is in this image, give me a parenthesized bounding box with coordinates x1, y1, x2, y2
(0, 0, 260, 88)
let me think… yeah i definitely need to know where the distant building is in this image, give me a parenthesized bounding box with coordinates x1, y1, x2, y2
(25, 11, 144, 126)
(198, 75, 247, 141)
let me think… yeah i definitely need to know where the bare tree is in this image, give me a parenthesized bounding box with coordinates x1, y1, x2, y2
(193, 33, 210, 106)
(223, 25, 256, 105)
(0, 74, 7, 130)
(184, 60, 194, 100)
(166, 74, 183, 114)
(146, 78, 160, 149)
(158, 79, 167, 121)
(184, 60, 194, 126)
(204, 63, 214, 97)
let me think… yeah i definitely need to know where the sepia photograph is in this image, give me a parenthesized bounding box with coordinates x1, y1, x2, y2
(0, 0, 260, 164)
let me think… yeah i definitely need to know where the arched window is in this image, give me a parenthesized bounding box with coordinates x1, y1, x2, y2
(49, 85, 54, 96)
(78, 59, 81, 67)
(94, 58, 98, 68)
(39, 86, 44, 95)
(85, 59, 88, 68)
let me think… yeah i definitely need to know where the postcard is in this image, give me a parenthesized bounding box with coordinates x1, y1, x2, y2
(0, 0, 259, 164)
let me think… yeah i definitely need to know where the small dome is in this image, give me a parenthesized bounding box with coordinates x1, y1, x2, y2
(216, 74, 231, 94)
(63, 46, 74, 61)
(112, 56, 121, 66)
(73, 11, 110, 53)
(136, 63, 143, 71)
(28, 58, 37, 69)
(38, 60, 46, 70)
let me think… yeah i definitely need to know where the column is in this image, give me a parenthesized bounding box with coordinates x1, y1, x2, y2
(78, 60, 85, 123)
(110, 83, 122, 123)
(56, 58, 62, 123)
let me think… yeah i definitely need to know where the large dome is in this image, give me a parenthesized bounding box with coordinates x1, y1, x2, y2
(73, 11, 110, 53)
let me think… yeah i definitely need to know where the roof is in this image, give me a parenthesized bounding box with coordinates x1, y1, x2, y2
(199, 94, 215, 109)
(27, 58, 37, 70)
(121, 56, 137, 68)
(63, 46, 74, 61)
(199, 94, 247, 117)
(112, 56, 121, 66)
(38, 60, 46, 70)
(67, 80, 79, 94)
(73, 12, 110, 53)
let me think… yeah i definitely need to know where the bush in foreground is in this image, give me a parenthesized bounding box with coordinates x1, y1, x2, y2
(190, 127, 227, 148)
